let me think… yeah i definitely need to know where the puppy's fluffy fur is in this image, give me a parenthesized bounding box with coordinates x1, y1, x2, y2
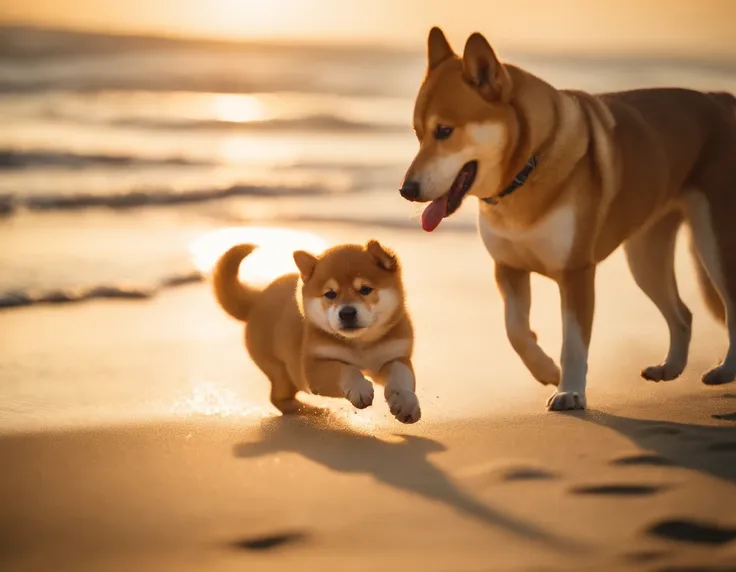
(401, 27, 736, 410)
(212, 240, 420, 423)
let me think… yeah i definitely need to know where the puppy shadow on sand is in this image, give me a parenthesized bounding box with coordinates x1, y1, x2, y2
(233, 407, 575, 550)
(573, 410, 736, 481)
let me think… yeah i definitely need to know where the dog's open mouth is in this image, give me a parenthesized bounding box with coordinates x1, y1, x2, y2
(421, 161, 477, 232)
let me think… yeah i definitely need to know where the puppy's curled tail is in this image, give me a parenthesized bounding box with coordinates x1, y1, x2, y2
(212, 244, 259, 322)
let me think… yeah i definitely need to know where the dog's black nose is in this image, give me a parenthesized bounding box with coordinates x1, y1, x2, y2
(338, 306, 358, 323)
(399, 180, 421, 201)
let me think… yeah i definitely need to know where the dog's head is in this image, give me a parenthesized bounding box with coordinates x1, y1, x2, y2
(293, 240, 404, 340)
(401, 27, 518, 231)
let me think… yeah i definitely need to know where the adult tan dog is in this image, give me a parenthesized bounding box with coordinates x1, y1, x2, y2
(399, 27, 736, 410)
(212, 240, 421, 423)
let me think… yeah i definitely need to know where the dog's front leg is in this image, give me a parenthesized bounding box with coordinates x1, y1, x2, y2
(495, 263, 560, 385)
(547, 266, 596, 411)
(376, 358, 421, 424)
(304, 358, 374, 409)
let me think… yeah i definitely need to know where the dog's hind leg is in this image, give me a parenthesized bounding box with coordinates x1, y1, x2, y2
(495, 264, 560, 386)
(685, 186, 736, 385)
(624, 209, 692, 381)
(258, 359, 301, 414)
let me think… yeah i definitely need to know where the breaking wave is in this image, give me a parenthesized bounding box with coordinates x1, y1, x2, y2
(42, 113, 409, 134)
(0, 271, 203, 310)
(0, 150, 213, 170)
(0, 182, 329, 215)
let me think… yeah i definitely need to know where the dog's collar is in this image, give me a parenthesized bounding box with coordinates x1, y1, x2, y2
(481, 155, 538, 205)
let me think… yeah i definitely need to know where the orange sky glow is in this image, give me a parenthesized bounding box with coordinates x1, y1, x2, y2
(1, 0, 735, 57)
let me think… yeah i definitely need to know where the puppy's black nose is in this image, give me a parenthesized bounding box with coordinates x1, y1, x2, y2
(338, 306, 358, 323)
(399, 180, 420, 201)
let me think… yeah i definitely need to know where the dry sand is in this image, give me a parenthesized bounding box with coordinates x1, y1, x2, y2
(1, 222, 735, 571)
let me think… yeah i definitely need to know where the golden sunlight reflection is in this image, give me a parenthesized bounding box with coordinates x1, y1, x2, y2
(301, 398, 398, 436)
(189, 226, 331, 286)
(299, 381, 402, 434)
(171, 376, 406, 432)
(345, 408, 378, 429)
(88, 92, 277, 124)
(211, 94, 268, 123)
(171, 380, 271, 419)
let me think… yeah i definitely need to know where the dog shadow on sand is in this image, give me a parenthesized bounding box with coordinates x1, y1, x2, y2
(572, 408, 736, 481)
(233, 407, 575, 550)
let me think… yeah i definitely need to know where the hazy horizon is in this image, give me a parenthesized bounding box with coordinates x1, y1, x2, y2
(1, 0, 735, 59)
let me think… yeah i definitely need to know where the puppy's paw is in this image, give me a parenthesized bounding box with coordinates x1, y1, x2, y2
(344, 376, 374, 409)
(273, 398, 302, 415)
(386, 389, 421, 424)
(546, 390, 586, 411)
(702, 365, 736, 386)
(641, 363, 683, 382)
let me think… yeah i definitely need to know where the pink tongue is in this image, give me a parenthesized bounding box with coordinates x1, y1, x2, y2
(421, 195, 448, 232)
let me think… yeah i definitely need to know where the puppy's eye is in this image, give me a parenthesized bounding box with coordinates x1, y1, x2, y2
(324, 290, 337, 300)
(358, 285, 373, 296)
(434, 125, 453, 140)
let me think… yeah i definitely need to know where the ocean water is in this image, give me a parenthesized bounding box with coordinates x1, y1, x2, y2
(2, 25, 736, 307)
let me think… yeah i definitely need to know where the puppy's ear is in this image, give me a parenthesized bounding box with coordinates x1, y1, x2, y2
(293, 251, 318, 281)
(462, 32, 512, 102)
(365, 240, 398, 272)
(427, 27, 454, 70)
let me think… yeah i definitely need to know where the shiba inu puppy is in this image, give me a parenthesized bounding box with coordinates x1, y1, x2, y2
(400, 27, 736, 410)
(212, 240, 420, 423)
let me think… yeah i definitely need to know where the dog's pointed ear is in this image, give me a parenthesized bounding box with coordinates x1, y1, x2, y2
(293, 250, 318, 281)
(427, 27, 454, 70)
(462, 32, 512, 102)
(365, 240, 398, 272)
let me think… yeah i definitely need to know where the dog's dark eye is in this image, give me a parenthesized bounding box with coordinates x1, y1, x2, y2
(358, 285, 373, 296)
(434, 125, 453, 140)
(324, 290, 337, 300)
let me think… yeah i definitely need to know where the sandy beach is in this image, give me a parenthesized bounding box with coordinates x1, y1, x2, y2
(2, 23, 736, 572)
(2, 222, 735, 571)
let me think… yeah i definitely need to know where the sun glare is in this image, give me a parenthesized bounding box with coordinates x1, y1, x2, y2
(189, 226, 331, 286)
(211, 94, 269, 123)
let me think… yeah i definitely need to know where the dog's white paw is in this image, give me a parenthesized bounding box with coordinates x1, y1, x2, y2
(546, 390, 586, 411)
(702, 364, 736, 386)
(641, 363, 683, 382)
(386, 389, 421, 424)
(344, 376, 374, 409)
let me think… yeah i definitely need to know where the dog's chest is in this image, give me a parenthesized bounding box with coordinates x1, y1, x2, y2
(310, 338, 411, 375)
(478, 204, 577, 273)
